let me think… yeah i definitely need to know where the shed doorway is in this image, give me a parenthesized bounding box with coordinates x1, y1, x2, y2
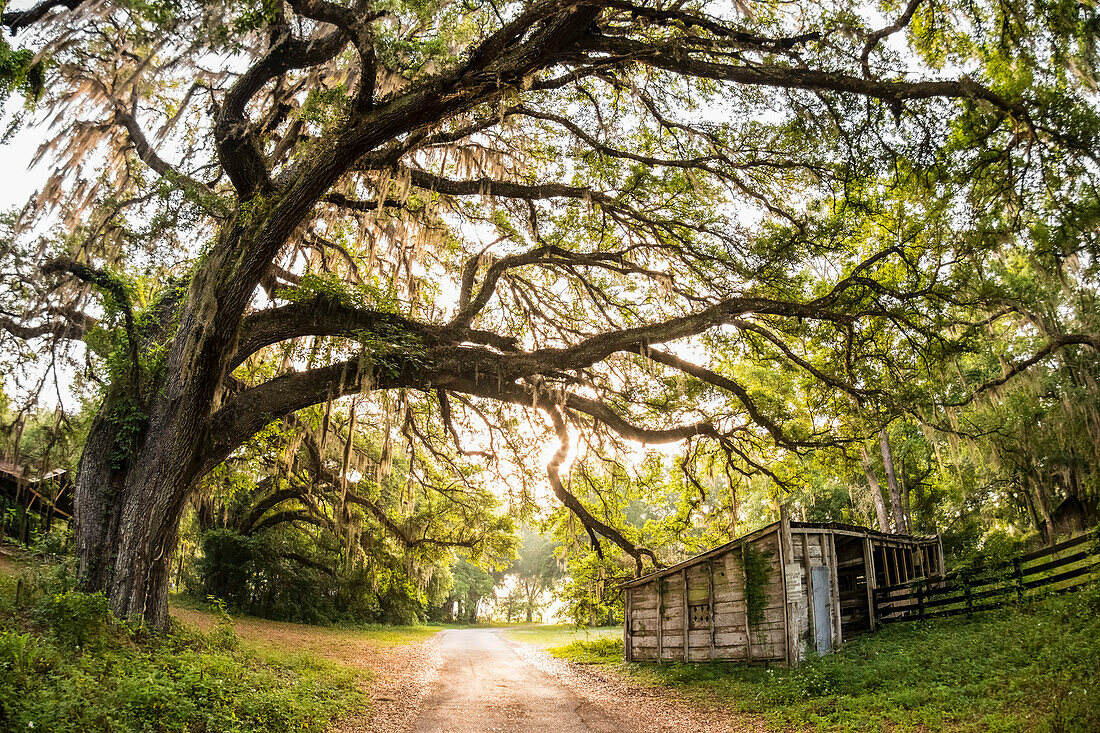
(834, 535, 873, 638)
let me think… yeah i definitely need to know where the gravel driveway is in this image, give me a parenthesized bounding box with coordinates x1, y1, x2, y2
(412, 628, 625, 733)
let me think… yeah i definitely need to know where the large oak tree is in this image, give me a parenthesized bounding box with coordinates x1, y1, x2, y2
(0, 0, 1097, 629)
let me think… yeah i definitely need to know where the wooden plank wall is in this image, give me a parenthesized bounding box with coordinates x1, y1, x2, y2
(626, 526, 945, 665)
(626, 529, 787, 663)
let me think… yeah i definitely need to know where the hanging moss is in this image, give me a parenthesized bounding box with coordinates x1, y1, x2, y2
(743, 543, 771, 628)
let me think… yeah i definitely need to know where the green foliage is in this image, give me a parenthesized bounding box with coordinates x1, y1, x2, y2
(503, 527, 563, 622)
(195, 528, 429, 625)
(428, 558, 496, 623)
(277, 272, 398, 313)
(36, 590, 109, 649)
(105, 395, 149, 470)
(742, 544, 770, 628)
(0, 30, 43, 104)
(0, 572, 362, 733)
(618, 584, 1100, 732)
(556, 550, 623, 628)
(205, 596, 239, 650)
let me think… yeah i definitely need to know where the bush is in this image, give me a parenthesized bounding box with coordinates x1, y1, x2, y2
(0, 591, 363, 733)
(36, 589, 109, 648)
(194, 528, 425, 625)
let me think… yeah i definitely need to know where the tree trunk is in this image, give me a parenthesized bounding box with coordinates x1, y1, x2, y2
(861, 444, 891, 532)
(73, 234, 253, 630)
(74, 404, 204, 630)
(1024, 470, 1054, 543)
(879, 428, 909, 533)
(1019, 475, 1042, 535)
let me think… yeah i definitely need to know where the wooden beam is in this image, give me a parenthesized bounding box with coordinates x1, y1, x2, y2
(741, 542, 754, 664)
(778, 511, 796, 667)
(683, 568, 690, 662)
(800, 533, 815, 655)
(707, 557, 716, 661)
(623, 587, 632, 662)
(863, 535, 877, 632)
(657, 578, 664, 663)
(827, 532, 842, 647)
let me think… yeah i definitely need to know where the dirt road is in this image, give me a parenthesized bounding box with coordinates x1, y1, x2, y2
(412, 629, 626, 733)
(170, 607, 760, 733)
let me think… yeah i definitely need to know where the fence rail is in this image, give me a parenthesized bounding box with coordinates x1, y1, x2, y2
(873, 533, 1099, 623)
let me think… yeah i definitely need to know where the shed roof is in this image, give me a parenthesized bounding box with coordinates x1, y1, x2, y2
(621, 520, 938, 588)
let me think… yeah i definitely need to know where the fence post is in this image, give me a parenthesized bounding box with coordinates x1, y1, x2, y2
(964, 572, 974, 618)
(1013, 558, 1024, 603)
(917, 583, 925, 621)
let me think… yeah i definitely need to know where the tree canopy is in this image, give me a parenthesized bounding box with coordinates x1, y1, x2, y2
(0, 0, 1098, 627)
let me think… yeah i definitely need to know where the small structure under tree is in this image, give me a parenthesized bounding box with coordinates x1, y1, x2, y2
(621, 517, 944, 666)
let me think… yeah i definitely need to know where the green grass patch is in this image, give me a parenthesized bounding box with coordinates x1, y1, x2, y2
(548, 637, 623, 664)
(556, 586, 1100, 732)
(504, 624, 620, 648)
(172, 602, 436, 650)
(0, 573, 365, 733)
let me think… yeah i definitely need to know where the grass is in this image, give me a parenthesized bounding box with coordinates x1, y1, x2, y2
(170, 603, 437, 665)
(504, 624, 620, 649)
(0, 549, 438, 732)
(552, 586, 1100, 732)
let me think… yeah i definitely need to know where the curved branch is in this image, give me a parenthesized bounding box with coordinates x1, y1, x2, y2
(246, 509, 328, 535)
(114, 103, 212, 199)
(544, 404, 660, 575)
(215, 27, 348, 197)
(947, 333, 1100, 407)
(861, 0, 924, 77)
(0, 307, 95, 341)
(642, 348, 793, 447)
(584, 34, 1023, 114)
(231, 296, 517, 368)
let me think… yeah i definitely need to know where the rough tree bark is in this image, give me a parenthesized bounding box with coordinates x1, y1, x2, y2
(861, 444, 891, 532)
(879, 428, 909, 534)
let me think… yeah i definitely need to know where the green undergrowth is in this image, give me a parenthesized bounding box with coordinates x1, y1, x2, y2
(0, 573, 364, 733)
(553, 585, 1100, 732)
(170, 592, 437, 646)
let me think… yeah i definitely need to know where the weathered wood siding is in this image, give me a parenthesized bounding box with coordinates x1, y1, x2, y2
(624, 521, 943, 666)
(627, 528, 786, 663)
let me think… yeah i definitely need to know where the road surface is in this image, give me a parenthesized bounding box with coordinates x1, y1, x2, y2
(412, 628, 627, 733)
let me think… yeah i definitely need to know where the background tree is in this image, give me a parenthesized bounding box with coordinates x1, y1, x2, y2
(506, 526, 562, 623)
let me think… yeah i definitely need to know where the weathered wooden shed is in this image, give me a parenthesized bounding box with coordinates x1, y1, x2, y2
(622, 518, 944, 666)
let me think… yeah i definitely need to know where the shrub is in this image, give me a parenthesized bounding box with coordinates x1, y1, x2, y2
(36, 589, 109, 648)
(0, 588, 363, 733)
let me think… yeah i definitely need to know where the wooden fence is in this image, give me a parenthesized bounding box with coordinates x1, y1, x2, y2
(874, 532, 1100, 623)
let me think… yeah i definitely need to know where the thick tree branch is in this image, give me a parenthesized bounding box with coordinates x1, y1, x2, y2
(231, 296, 517, 368)
(1, 0, 82, 31)
(947, 333, 1100, 407)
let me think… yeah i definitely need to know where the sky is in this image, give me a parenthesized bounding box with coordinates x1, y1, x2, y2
(0, 113, 50, 210)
